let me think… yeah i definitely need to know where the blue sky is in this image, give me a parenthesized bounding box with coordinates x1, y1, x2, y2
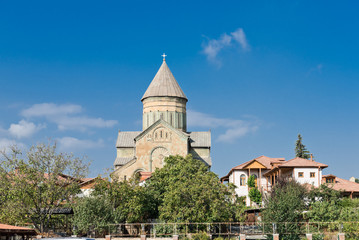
(0, 1, 358, 179)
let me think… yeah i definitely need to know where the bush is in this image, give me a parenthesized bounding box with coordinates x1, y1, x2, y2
(248, 187, 262, 204)
(192, 232, 210, 240)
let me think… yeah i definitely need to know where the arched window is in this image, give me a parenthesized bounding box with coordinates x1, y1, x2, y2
(252, 174, 258, 187)
(240, 174, 246, 186)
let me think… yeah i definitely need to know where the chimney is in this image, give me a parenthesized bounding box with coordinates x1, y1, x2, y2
(310, 154, 314, 161)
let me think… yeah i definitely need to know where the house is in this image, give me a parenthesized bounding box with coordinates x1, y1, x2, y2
(0, 223, 37, 240)
(322, 174, 359, 199)
(221, 155, 328, 206)
(78, 177, 98, 197)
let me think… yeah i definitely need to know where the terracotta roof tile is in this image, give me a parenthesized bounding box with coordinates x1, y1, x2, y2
(322, 175, 359, 192)
(221, 155, 285, 180)
(0, 223, 37, 235)
(279, 157, 328, 168)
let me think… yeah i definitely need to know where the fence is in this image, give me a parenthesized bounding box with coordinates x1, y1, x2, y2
(105, 222, 359, 237)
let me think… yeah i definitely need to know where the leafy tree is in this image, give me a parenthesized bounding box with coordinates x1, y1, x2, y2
(355, 178, 359, 184)
(146, 154, 245, 222)
(262, 178, 307, 240)
(248, 188, 262, 205)
(247, 175, 262, 205)
(247, 175, 256, 188)
(92, 177, 156, 223)
(73, 196, 113, 237)
(0, 143, 89, 233)
(306, 185, 342, 222)
(295, 134, 311, 159)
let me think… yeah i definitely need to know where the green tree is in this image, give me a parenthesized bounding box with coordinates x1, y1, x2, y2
(247, 175, 262, 205)
(146, 154, 245, 222)
(295, 134, 311, 159)
(306, 184, 342, 222)
(262, 178, 307, 240)
(0, 143, 89, 233)
(355, 178, 359, 184)
(73, 196, 113, 237)
(92, 177, 156, 223)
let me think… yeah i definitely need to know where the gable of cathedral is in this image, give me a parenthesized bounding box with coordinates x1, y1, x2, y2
(135, 119, 189, 172)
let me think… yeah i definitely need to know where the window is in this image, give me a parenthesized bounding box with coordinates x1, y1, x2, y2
(298, 172, 304, 178)
(240, 174, 246, 186)
(326, 178, 334, 183)
(310, 172, 315, 178)
(252, 174, 258, 187)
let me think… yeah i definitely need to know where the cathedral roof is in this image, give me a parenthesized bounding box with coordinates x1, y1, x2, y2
(189, 131, 211, 148)
(141, 60, 187, 101)
(116, 131, 141, 147)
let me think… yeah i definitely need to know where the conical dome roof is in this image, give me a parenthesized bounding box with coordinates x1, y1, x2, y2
(141, 60, 187, 101)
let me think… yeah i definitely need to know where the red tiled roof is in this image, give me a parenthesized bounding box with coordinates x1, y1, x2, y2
(279, 157, 328, 168)
(139, 172, 152, 182)
(233, 156, 285, 170)
(81, 177, 95, 182)
(221, 156, 285, 180)
(322, 175, 359, 192)
(0, 224, 32, 230)
(0, 223, 37, 235)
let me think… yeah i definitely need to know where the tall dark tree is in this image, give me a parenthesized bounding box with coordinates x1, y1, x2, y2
(295, 134, 311, 159)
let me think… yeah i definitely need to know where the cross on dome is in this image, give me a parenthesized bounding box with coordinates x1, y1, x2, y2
(161, 53, 167, 61)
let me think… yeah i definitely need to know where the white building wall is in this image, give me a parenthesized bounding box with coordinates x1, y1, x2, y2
(293, 168, 321, 187)
(229, 169, 270, 206)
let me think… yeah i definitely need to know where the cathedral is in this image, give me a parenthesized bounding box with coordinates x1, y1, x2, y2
(112, 57, 212, 180)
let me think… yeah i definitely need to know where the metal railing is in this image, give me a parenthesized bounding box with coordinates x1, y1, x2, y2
(105, 222, 359, 237)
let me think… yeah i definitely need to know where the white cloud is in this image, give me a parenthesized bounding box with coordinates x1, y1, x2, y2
(55, 116, 117, 131)
(0, 138, 26, 154)
(202, 34, 232, 64)
(57, 137, 104, 151)
(22, 103, 82, 118)
(21, 103, 118, 131)
(8, 120, 45, 139)
(187, 110, 259, 142)
(202, 28, 250, 65)
(231, 28, 250, 51)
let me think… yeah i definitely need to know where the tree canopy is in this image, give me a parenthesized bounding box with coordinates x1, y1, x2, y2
(146, 155, 245, 222)
(0, 143, 89, 233)
(262, 178, 307, 240)
(72, 154, 246, 235)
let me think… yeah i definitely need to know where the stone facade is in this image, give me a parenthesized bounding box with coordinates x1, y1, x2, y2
(112, 59, 211, 180)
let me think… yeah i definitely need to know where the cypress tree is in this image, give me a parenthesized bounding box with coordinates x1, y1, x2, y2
(295, 134, 311, 159)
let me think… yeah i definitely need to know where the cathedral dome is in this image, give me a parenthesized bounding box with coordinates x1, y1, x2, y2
(141, 59, 187, 101)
